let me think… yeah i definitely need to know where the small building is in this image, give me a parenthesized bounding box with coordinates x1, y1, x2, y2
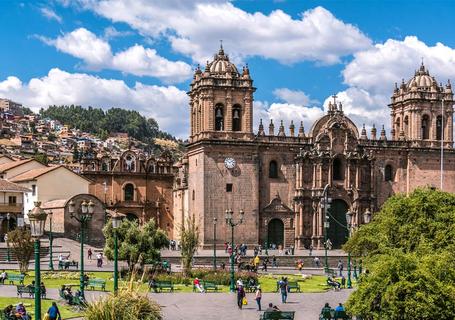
(9, 165, 93, 216)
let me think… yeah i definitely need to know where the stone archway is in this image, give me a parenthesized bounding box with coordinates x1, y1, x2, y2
(267, 219, 284, 247)
(327, 199, 349, 249)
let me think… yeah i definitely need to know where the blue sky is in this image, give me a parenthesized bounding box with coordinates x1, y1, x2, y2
(1, 0, 454, 138)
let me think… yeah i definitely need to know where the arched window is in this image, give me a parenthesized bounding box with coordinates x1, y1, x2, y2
(269, 160, 278, 178)
(421, 115, 430, 140)
(215, 104, 224, 131)
(332, 158, 344, 181)
(124, 183, 134, 201)
(385, 164, 393, 182)
(232, 105, 242, 131)
(395, 117, 400, 133)
(436, 115, 443, 140)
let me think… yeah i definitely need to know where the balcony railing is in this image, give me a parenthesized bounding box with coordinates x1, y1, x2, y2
(0, 203, 23, 213)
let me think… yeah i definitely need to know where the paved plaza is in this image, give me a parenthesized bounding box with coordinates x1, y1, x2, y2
(152, 290, 352, 320)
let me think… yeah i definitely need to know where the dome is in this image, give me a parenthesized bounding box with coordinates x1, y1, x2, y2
(207, 46, 239, 75)
(406, 63, 436, 89)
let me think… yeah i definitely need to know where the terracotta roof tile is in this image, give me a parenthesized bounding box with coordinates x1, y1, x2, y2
(9, 166, 60, 182)
(0, 179, 31, 192)
(0, 159, 34, 173)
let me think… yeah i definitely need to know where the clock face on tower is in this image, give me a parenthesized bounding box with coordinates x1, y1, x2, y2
(224, 157, 236, 169)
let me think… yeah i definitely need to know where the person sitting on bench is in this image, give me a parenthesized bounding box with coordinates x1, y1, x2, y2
(148, 278, 158, 293)
(327, 276, 341, 289)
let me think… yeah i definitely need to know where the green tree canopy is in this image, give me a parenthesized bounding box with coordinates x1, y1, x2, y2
(345, 188, 455, 319)
(39, 105, 175, 143)
(103, 219, 169, 273)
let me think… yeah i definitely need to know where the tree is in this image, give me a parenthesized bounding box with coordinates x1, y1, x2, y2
(344, 188, 455, 319)
(103, 219, 169, 274)
(180, 215, 200, 276)
(34, 153, 48, 165)
(8, 229, 34, 273)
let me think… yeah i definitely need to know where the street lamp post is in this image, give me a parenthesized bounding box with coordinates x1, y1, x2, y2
(321, 184, 331, 273)
(6, 213, 11, 262)
(345, 210, 353, 289)
(48, 211, 54, 270)
(225, 209, 244, 293)
(28, 202, 48, 320)
(213, 217, 217, 271)
(69, 199, 95, 298)
(109, 210, 124, 294)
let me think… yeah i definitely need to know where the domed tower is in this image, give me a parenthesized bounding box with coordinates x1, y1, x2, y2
(188, 45, 256, 142)
(389, 63, 454, 146)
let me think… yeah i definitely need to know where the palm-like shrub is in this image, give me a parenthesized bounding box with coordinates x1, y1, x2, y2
(85, 289, 162, 320)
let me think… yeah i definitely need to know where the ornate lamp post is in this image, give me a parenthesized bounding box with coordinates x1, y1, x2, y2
(225, 209, 244, 292)
(321, 184, 331, 273)
(28, 202, 48, 320)
(109, 210, 124, 294)
(69, 199, 95, 298)
(213, 217, 217, 271)
(6, 213, 11, 262)
(345, 210, 353, 289)
(47, 210, 54, 270)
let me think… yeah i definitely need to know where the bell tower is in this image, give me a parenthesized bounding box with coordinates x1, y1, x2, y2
(389, 63, 454, 147)
(188, 45, 256, 142)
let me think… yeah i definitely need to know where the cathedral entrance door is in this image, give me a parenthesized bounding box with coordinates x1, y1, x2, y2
(267, 219, 284, 247)
(327, 199, 349, 249)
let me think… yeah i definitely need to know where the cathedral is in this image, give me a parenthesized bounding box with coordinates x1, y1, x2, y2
(173, 46, 455, 249)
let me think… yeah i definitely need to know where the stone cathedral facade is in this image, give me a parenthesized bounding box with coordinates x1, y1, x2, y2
(173, 47, 455, 249)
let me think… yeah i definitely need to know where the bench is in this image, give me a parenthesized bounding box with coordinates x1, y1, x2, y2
(327, 279, 341, 291)
(334, 310, 351, 319)
(8, 274, 25, 285)
(155, 280, 174, 292)
(244, 282, 258, 293)
(87, 279, 106, 291)
(16, 285, 34, 298)
(260, 311, 295, 320)
(275, 281, 300, 293)
(58, 260, 79, 270)
(203, 281, 219, 292)
(287, 281, 301, 293)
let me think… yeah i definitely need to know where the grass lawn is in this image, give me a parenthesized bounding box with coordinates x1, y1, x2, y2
(150, 274, 335, 293)
(0, 297, 81, 319)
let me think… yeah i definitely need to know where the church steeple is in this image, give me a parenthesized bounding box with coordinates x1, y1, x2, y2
(188, 45, 256, 142)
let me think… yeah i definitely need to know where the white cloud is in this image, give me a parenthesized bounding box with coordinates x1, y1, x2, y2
(103, 26, 133, 40)
(254, 101, 324, 136)
(40, 28, 192, 83)
(79, 1, 371, 64)
(343, 36, 455, 96)
(0, 69, 189, 137)
(325, 36, 455, 137)
(46, 28, 112, 65)
(40, 7, 63, 23)
(112, 45, 192, 82)
(273, 88, 318, 106)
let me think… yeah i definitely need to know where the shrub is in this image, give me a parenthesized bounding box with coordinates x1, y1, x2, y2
(85, 289, 161, 320)
(149, 269, 258, 286)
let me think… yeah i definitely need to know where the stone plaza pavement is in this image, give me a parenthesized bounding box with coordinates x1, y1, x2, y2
(152, 289, 353, 320)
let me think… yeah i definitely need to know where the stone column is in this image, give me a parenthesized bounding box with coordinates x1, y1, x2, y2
(208, 99, 214, 131)
(299, 164, 303, 188)
(226, 92, 232, 131)
(244, 94, 253, 133)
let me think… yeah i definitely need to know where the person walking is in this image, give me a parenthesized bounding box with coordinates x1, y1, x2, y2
(236, 284, 246, 309)
(309, 244, 313, 256)
(88, 248, 92, 260)
(337, 259, 344, 277)
(272, 256, 277, 268)
(255, 285, 262, 311)
(47, 302, 62, 320)
(278, 277, 288, 303)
